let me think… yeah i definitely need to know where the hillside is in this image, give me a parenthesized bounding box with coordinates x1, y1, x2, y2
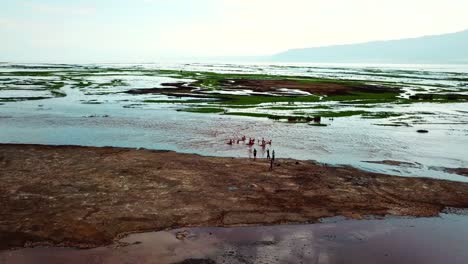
(273, 30, 468, 64)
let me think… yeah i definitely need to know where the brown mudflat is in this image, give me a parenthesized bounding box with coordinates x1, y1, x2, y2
(219, 79, 399, 95)
(442, 167, 468, 177)
(126, 82, 195, 96)
(363, 160, 422, 168)
(125, 79, 399, 96)
(1, 144, 468, 250)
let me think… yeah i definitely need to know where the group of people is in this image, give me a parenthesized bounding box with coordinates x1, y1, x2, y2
(252, 148, 275, 168)
(226, 135, 276, 170)
(226, 136, 272, 148)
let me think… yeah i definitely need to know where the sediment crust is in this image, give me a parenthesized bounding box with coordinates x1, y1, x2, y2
(1, 144, 468, 250)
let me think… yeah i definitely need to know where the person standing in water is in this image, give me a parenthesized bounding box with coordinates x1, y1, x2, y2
(253, 148, 257, 161)
(267, 149, 270, 159)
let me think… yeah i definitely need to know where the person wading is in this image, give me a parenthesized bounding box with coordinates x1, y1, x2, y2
(253, 148, 257, 161)
(270, 150, 275, 170)
(267, 149, 270, 159)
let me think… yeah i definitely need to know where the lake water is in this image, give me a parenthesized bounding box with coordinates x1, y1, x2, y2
(1, 62, 467, 181)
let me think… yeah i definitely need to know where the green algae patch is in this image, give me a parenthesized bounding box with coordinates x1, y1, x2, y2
(224, 112, 274, 118)
(362, 112, 403, 119)
(374, 123, 411, 127)
(0, 71, 55, 77)
(144, 99, 213, 104)
(309, 123, 328, 127)
(213, 95, 321, 106)
(180, 107, 225, 113)
(0, 97, 51, 102)
(309, 105, 333, 109)
(51, 90, 66, 97)
(80, 100, 103, 104)
(75, 81, 93, 88)
(46, 82, 66, 90)
(97, 79, 128, 88)
(409, 93, 468, 103)
(265, 106, 303, 110)
(214, 104, 257, 109)
(224, 112, 317, 123)
(314, 110, 369, 118)
(266, 105, 333, 110)
(155, 70, 368, 85)
(325, 92, 401, 103)
(342, 104, 379, 108)
(224, 110, 367, 120)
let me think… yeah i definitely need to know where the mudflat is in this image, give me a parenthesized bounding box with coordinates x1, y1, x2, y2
(1, 144, 468, 250)
(125, 78, 399, 97)
(217, 79, 399, 95)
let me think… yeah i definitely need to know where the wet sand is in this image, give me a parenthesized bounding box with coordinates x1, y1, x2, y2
(1, 144, 468, 251)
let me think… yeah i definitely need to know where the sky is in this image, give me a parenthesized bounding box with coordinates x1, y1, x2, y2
(1, 0, 468, 63)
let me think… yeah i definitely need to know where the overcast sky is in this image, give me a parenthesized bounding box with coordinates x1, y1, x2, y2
(1, 0, 468, 62)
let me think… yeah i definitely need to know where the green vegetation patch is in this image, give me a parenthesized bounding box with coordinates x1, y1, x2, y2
(75, 81, 93, 88)
(96, 79, 128, 88)
(212, 94, 321, 105)
(185, 107, 370, 121)
(157, 70, 364, 85)
(80, 100, 103, 104)
(325, 92, 401, 103)
(314, 110, 369, 118)
(180, 107, 225, 113)
(374, 123, 411, 127)
(144, 99, 213, 104)
(266, 105, 332, 110)
(409, 93, 468, 103)
(46, 81, 65, 90)
(0, 71, 55, 77)
(342, 104, 378, 108)
(362, 112, 403, 119)
(152, 70, 379, 94)
(224, 112, 318, 123)
(224, 112, 274, 118)
(0, 96, 50, 102)
(51, 90, 66, 97)
(309, 123, 328, 127)
(214, 104, 256, 109)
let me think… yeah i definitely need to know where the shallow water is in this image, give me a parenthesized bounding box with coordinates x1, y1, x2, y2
(2, 214, 468, 264)
(0, 90, 51, 98)
(0, 62, 467, 181)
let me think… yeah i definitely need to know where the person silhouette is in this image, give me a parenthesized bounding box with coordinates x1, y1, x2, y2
(270, 150, 275, 170)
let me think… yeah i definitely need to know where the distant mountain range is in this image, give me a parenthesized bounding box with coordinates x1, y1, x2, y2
(272, 29, 468, 64)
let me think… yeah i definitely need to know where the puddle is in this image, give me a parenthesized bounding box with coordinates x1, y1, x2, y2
(1, 214, 467, 264)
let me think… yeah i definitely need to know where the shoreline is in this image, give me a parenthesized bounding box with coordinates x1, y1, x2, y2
(1, 143, 468, 250)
